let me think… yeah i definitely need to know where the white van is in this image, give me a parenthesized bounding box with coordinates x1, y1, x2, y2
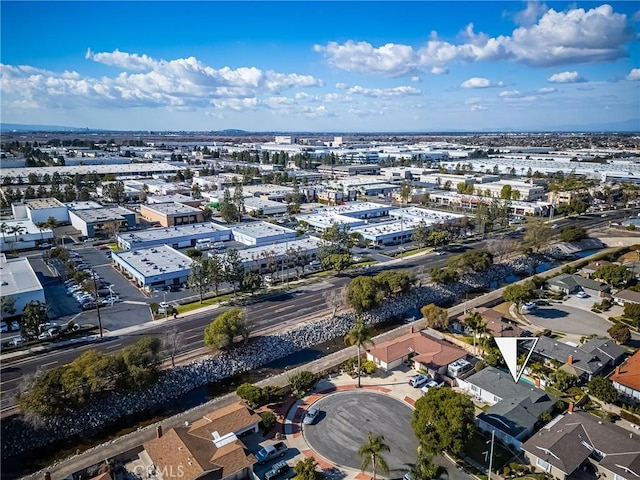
(447, 359, 473, 378)
(195, 239, 212, 250)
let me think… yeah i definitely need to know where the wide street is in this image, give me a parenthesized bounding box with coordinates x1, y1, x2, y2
(0, 210, 625, 412)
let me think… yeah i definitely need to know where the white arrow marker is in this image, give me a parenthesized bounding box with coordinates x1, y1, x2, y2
(494, 337, 539, 383)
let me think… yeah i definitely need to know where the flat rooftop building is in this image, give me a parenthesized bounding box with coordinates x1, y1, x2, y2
(296, 212, 366, 230)
(140, 202, 204, 227)
(243, 197, 288, 216)
(0, 219, 54, 252)
(0, 254, 45, 315)
(117, 222, 232, 250)
(69, 206, 136, 238)
(112, 245, 192, 289)
(352, 218, 423, 246)
(231, 221, 297, 246)
(389, 207, 466, 226)
(229, 236, 322, 271)
(12, 197, 70, 224)
(315, 201, 392, 219)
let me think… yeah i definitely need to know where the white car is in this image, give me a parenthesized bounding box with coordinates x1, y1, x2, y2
(409, 374, 429, 388)
(435, 251, 446, 256)
(576, 291, 589, 298)
(421, 380, 443, 395)
(303, 406, 319, 425)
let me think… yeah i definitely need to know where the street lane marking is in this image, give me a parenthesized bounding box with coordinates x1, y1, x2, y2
(183, 334, 201, 341)
(41, 361, 58, 368)
(105, 343, 122, 350)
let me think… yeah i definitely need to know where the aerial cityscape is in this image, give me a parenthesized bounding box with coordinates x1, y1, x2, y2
(1, 2, 640, 480)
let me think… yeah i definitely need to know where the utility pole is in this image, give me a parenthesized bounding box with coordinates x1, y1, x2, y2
(487, 430, 495, 480)
(93, 275, 103, 338)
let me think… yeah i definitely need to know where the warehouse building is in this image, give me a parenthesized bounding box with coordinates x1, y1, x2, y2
(244, 197, 288, 216)
(231, 221, 297, 246)
(146, 194, 202, 208)
(231, 236, 322, 272)
(112, 245, 192, 289)
(0, 219, 54, 252)
(12, 198, 70, 225)
(0, 254, 45, 315)
(140, 202, 204, 227)
(117, 222, 232, 250)
(69, 206, 137, 238)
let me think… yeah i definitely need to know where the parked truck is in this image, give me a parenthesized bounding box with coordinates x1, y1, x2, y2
(256, 441, 287, 464)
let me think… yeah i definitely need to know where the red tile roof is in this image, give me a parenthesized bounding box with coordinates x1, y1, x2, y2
(368, 331, 466, 368)
(611, 350, 640, 392)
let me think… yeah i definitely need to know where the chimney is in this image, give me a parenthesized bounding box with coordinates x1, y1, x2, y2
(409, 325, 414, 334)
(535, 378, 541, 388)
(156, 425, 163, 438)
(567, 355, 573, 366)
(45, 473, 51, 480)
(568, 402, 574, 413)
(615, 366, 621, 375)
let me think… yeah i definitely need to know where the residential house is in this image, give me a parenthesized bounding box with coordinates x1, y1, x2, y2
(522, 409, 640, 480)
(457, 366, 556, 450)
(546, 273, 610, 297)
(613, 289, 640, 306)
(532, 337, 625, 382)
(580, 261, 612, 278)
(610, 350, 640, 401)
(366, 328, 467, 377)
(140, 402, 261, 480)
(454, 307, 526, 338)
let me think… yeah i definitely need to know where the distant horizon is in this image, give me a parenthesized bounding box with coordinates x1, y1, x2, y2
(1, 1, 638, 132)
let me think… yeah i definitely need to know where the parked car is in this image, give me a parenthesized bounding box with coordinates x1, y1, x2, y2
(409, 374, 429, 388)
(256, 441, 288, 464)
(303, 407, 319, 425)
(421, 380, 444, 395)
(576, 291, 589, 298)
(10, 336, 25, 346)
(0, 322, 7, 333)
(10, 320, 20, 331)
(264, 461, 289, 480)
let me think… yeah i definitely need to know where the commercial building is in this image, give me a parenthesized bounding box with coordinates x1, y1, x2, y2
(69, 206, 136, 238)
(12, 198, 70, 224)
(112, 245, 192, 289)
(317, 164, 381, 178)
(316, 189, 358, 205)
(146, 194, 202, 208)
(140, 202, 204, 227)
(0, 219, 54, 252)
(428, 192, 548, 216)
(243, 197, 288, 216)
(479, 180, 546, 201)
(233, 236, 321, 272)
(230, 221, 297, 247)
(389, 207, 466, 226)
(0, 254, 45, 316)
(316, 201, 392, 219)
(352, 217, 424, 245)
(296, 211, 366, 230)
(117, 222, 232, 250)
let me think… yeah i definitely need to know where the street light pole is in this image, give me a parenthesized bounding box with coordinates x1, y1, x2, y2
(93, 275, 103, 338)
(487, 430, 495, 480)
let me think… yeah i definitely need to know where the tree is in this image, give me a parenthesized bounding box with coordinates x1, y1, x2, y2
(208, 251, 225, 296)
(587, 376, 618, 404)
(220, 188, 239, 223)
(288, 370, 317, 398)
(608, 323, 631, 344)
(428, 267, 459, 285)
(236, 382, 267, 408)
(358, 432, 390, 480)
(203, 307, 248, 350)
(412, 222, 431, 249)
(411, 451, 448, 480)
(347, 276, 384, 314)
(162, 327, 183, 368)
(447, 249, 493, 274)
(1, 295, 16, 320)
(224, 248, 245, 295)
(421, 303, 448, 330)
(323, 285, 346, 319)
(103, 181, 125, 204)
(21, 300, 48, 339)
(412, 388, 475, 455)
(323, 253, 352, 273)
(242, 271, 263, 295)
(465, 311, 486, 352)
(233, 183, 245, 223)
(344, 318, 375, 388)
(500, 184, 513, 200)
(185, 248, 203, 259)
(549, 369, 577, 392)
(399, 181, 412, 205)
(523, 218, 552, 253)
(560, 226, 588, 242)
(503, 283, 535, 308)
(294, 457, 318, 480)
(594, 265, 632, 288)
(188, 257, 211, 303)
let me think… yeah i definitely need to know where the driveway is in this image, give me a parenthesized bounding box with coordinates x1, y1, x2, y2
(524, 302, 612, 337)
(303, 390, 418, 478)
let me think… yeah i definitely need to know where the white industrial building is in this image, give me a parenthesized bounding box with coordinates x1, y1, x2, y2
(352, 217, 425, 246)
(117, 222, 232, 250)
(315, 202, 392, 219)
(428, 192, 548, 216)
(12, 198, 70, 225)
(231, 221, 297, 246)
(69, 206, 137, 238)
(479, 181, 546, 202)
(229, 237, 322, 272)
(296, 212, 366, 230)
(0, 219, 54, 252)
(0, 254, 45, 315)
(243, 197, 288, 216)
(389, 207, 467, 226)
(112, 245, 192, 289)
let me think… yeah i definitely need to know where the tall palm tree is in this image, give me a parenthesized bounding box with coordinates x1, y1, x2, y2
(0, 222, 8, 250)
(344, 317, 374, 388)
(465, 311, 486, 355)
(44, 216, 58, 246)
(358, 432, 390, 480)
(7, 225, 25, 251)
(411, 451, 448, 480)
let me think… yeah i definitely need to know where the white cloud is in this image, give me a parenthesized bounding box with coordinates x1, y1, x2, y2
(537, 87, 557, 93)
(411, 76, 421, 82)
(461, 77, 503, 89)
(547, 71, 587, 83)
(465, 98, 481, 105)
(314, 4, 633, 76)
(1, 50, 323, 112)
(627, 68, 640, 81)
(514, 1, 548, 26)
(344, 85, 421, 97)
(471, 104, 488, 111)
(499, 90, 523, 98)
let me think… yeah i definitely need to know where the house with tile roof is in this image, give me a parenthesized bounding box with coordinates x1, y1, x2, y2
(532, 336, 624, 382)
(365, 327, 467, 376)
(140, 402, 260, 480)
(457, 367, 556, 451)
(611, 350, 640, 402)
(522, 410, 640, 480)
(454, 307, 526, 338)
(613, 289, 640, 306)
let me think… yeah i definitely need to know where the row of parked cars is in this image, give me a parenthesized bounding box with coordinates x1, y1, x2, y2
(64, 251, 120, 310)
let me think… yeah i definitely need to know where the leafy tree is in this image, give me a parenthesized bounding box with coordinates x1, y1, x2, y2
(465, 311, 487, 350)
(204, 307, 248, 350)
(322, 253, 352, 273)
(288, 370, 316, 398)
(523, 218, 552, 253)
(411, 451, 448, 480)
(447, 249, 493, 274)
(624, 302, 640, 323)
(503, 283, 536, 308)
(260, 411, 277, 432)
(500, 184, 513, 200)
(411, 222, 430, 249)
(185, 247, 202, 259)
(560, 226, 588, 242)
(344, 318, 375, 388)
(549, 369, 577, 392)
(188, 257, 211, 303)
(347, 277, 383, 314)
(421, 303, 448, 330)
(1, 295, 16, 320)
(358, 433, 390, 480)
(208, 251, 225, 296)
(587, 376, 618, 404)
(242, 271, 263, 295)
(121, 336, 162, 386)
(608, 323, 631, 344)
(236, 382, 267, 408)
(223, 248, 245, 295)
(21, 300, 48, 339)
(294, 457, 318, 480)
(594, 265, 632, 288)
(375, 270, 415, 297)
(428, 267, 459, 285)
(233, 182, 245, 222)
(220, 188, 239, 223)
(412, 388, 475, 455)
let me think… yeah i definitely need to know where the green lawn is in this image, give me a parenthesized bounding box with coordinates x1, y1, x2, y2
(175, 293, 236, 314)
(463, 430, 514, 472)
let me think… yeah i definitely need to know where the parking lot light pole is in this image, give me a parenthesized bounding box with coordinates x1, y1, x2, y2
(93, 275, 103, 338)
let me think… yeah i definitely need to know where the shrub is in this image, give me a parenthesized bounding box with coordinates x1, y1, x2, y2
(150, 302, 159, 314)
(236, 383, 267, 408)
(288, 371, 316, 398)
(361, 360, 377, 375)
(260, 411, 277, 432)
(342, 357, 358, 374)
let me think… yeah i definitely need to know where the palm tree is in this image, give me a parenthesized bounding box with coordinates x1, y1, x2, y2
(358, 432, 390, 480)
(0, 222, 8, 250)
(344, 317, 375, 388)
(411, 451, 448, 480)
(465, 311, 486, 355)
(44, 216, 58, 246)
(7, 225, 25, 251)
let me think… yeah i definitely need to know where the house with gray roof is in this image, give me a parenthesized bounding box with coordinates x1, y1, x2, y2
(546, 273, 610, 296)
(532, 337, 624, 382)
(523, 409, 640, 480)
(457, 367, 556, 450)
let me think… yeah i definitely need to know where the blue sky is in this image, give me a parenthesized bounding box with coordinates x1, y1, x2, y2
(1, 1, 639, 132)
